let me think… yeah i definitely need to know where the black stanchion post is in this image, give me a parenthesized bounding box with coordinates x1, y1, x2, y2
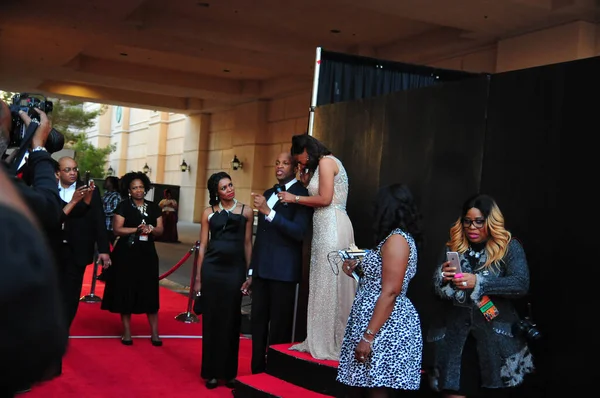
(80, 253, 102, 303)
(175, 241, 200, 323)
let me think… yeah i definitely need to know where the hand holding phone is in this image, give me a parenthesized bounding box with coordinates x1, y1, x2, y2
(88, 179, 95, 190)
(446, 251, 462, 274)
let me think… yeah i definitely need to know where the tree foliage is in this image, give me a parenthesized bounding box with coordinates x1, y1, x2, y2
(1, 91, 115, 178)
(73, 139, 116, 178)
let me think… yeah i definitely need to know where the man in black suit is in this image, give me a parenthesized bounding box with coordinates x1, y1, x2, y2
(242, 152, 312, 374)
(57, 156, 111, 328)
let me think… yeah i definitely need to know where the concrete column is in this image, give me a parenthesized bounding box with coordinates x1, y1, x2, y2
(110, 106, 130, 178)
(229, 100, 269, 205)
(180, 113, 210, 223)
(146, 111, 169, 183)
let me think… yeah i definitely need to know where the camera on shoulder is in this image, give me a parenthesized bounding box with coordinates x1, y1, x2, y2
(8, 92, 64, 154)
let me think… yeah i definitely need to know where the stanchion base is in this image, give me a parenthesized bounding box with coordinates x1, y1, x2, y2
(174, 312, 199, 323)
(80, 294, 102, 303)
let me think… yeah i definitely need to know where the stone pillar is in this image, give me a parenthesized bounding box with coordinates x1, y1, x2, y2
(110, 106, 130, 178)
(229, 100, 269, 204)
(146, 111, 168, 183)
(96, 105, 113, 150)
(180, 113, 210, 223)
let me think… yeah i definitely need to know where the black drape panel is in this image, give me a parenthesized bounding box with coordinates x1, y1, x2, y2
(307, 52, 599, 397)
(315, 77, 490, 375)
(483, 56, 596, 394)
(316, 49, 479, 106)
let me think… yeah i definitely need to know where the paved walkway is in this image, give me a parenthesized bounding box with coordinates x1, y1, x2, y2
(155, 221, 201, 292)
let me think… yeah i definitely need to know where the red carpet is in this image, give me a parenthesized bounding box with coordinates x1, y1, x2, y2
(25, 266, 251, 397)
(72, 267, 202, 337)
(270, 343, 338, 368)
(27, 339, 251, 397)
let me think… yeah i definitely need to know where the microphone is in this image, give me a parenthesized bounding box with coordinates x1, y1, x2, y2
(274, 184, 288, 207)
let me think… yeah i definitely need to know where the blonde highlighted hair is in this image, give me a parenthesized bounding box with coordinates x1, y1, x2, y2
(446, 194, 512, 270)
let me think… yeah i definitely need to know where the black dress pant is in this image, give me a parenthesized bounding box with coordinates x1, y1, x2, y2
(59, 243, 87, 329)
(250, 276, 297, 374)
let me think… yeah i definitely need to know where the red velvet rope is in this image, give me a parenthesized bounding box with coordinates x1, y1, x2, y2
(158, 243, 198, 280)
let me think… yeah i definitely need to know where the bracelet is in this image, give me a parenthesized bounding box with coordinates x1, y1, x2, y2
(361, 335, 373, 345)
(365, 328, 375, 336)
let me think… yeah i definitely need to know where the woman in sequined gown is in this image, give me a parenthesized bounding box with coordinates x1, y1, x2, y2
(278, 134, 357, 360)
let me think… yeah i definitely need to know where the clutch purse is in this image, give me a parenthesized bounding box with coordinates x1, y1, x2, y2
(193, 292, 203, 315)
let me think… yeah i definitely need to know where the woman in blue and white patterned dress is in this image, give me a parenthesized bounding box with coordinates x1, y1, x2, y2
(337, 183, 423, 397)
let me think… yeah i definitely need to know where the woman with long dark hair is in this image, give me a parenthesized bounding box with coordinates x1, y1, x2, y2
(278, 134, 356, 360)
(193, 172, 253, 389)
(101, 171, 164, 346)
(337, 183, 424, 397)
(429, 194, 534, 398)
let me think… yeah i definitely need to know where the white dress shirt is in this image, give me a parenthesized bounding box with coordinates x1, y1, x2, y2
(265, 179, 298, 222)
(58, 181, 77, 203)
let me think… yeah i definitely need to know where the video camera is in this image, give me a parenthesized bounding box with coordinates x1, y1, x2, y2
(8, 93, 64, 154)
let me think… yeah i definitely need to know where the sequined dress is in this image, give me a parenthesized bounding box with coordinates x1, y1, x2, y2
(290, 155, 357, 360)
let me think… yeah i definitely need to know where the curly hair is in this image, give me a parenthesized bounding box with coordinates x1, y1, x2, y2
(372, 183, 423, 249)
(290, 134, 332, 174)
(207, 171, 231, 206)
(447, 194, 512, 270)
(119, 171, 151, 198)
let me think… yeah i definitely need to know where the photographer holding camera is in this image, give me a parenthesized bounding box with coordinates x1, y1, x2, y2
(0, 98, 68, 395)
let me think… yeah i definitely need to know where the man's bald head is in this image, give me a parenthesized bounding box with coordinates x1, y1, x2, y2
(279, 151, 293, 163)
(275, 151, 296, 184)
(57, 156, 76, 167)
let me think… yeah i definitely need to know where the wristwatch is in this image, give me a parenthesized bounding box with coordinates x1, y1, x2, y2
(295, 195, 300, 203)
(31, 146, 47, 152)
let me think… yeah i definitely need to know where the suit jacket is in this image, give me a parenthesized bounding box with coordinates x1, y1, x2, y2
(60, 181, 110, 267)
(249, 181, 312, 283)
(10, 151, 63, 261)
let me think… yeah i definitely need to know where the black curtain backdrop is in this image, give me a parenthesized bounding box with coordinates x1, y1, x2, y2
(308, 54, 596, 396)
(316, 49, 480, 106)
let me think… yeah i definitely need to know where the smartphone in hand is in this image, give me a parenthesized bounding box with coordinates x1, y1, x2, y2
(88, 179, 95, 190)
(446, 251, 462, 274)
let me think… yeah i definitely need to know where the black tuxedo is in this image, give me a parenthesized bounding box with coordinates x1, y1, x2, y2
(249, 180, 312, 373)
(59, 181, 110, 327)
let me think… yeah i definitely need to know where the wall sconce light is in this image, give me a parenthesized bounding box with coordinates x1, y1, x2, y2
(180, 159, 191, 172)
(231, 154, 243, 170)
(106, 165, 114, 176)
(143, 163, 151, 174)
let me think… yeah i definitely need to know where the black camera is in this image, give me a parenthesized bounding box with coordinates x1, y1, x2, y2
(513, 317, 541, 341)
(8, 93, 64, 154)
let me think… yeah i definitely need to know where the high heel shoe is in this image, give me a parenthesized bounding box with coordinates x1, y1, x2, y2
(205, 379, 218, 389)
(151, 338, 163, 347)
(121, 337, 133, 346)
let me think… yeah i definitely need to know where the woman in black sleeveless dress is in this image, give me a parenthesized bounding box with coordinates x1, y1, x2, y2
(193, 172, 254, 389)
(101, 172, 164, 346)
